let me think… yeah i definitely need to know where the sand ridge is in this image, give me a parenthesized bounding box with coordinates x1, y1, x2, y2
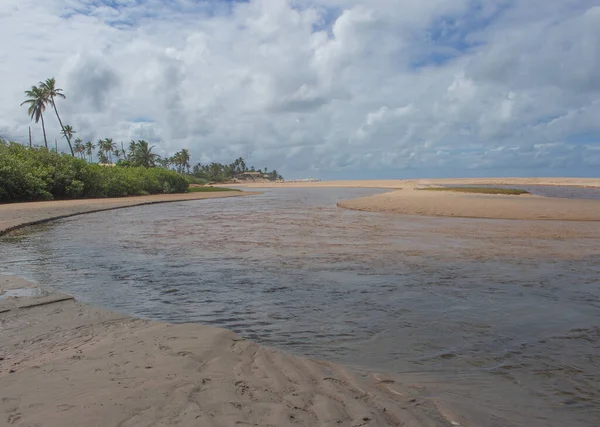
(337, 188, 600, 221)
(227, 178, 600, 221)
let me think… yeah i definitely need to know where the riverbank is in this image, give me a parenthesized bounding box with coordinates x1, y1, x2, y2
(0, 191, 256, 236)
(0, 195, 451, 427)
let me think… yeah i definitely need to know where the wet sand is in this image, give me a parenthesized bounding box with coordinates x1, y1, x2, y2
(0, 194, 451, 427)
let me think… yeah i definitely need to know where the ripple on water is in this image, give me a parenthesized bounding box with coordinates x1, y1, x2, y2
(1, 188, 600, 426)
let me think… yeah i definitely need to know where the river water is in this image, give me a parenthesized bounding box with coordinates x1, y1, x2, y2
(1, 188, 599, 427)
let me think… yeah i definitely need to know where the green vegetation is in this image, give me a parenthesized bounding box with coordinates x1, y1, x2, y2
(418, 187, 529, 195)
(187, 186, 240, 193)
(191, 157, 282, 183)
(0, 140, 188, 202)
(5, 76, 285, 203)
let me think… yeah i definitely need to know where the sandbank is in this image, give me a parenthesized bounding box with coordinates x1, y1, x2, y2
(337, 188, 600, 221)
(0, 195, 452, 427)
(229, 178, 600, 221)
(229, 177, 600, 189)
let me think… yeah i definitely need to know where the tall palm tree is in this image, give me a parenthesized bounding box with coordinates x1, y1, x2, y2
(171, 150, 188, 174)
(21, 86, 49, 149)
(180, 149, 191, 174)
(40, 78, 74, 156)
(73, 137, 85, 159)
(61, 124, 75, 147)
(132, 140, 158, 167)
(99, 138, 117, 163)
(85, 141, 95, 162)
(128, 140, 138, 160)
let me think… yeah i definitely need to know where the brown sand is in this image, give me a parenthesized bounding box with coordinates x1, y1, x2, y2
(229, 177, 600, 189)
(0, 195, 452, 427)
(227, 178, 600, 221)
(337, 188, 600, 221)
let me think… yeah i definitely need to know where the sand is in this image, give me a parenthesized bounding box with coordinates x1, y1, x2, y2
(229, 178, 600, 221)
(337, 189, 600, 221)
(0, 194, 453, 427)
(229, 177, 600, 189)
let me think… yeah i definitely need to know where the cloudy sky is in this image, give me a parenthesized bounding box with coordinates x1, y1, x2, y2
(1, 0, 599, 178)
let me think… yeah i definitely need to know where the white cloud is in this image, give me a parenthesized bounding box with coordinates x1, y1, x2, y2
(1, 0, 599, 178)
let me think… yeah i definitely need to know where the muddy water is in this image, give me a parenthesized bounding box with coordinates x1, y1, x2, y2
(1, 188, 600, 427)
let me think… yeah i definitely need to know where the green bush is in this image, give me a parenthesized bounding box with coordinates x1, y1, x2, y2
(0, 140, 189, 202)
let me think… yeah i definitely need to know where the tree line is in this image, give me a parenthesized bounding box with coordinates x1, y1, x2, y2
(20, 77, 283, 183)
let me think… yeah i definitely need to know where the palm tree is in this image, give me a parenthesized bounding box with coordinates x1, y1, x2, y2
(99, 138, 117, 163)
(40, 78, 74, 156)
(61, 124, 75, 148)
(180, 149, 191, 174)
(158, 156, 172, 169)
(132, 140, 158, 167)
(21, 86, 49, 149)
(73, 137, 85, 159)
(85, 141, 95, 162)
(128, 140, 138, 160)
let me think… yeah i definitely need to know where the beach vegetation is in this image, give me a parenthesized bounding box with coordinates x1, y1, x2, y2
(9, 77, 284, 201)
(0, 139, 188, 202)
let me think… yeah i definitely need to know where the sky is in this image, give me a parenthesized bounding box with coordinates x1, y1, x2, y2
(1, 0, 599, 179)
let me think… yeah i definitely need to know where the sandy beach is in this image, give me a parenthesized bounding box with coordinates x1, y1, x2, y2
(230, 178, 600, 221)
(0, 193, 453, 427)
(230, 177, 600, 189)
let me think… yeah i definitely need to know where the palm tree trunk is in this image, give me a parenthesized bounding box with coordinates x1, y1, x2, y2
(51, 97, 74, 156)
(40, 112, 48, 149)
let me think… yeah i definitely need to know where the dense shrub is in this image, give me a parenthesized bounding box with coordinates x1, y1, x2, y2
(184, 174, 208, 185)
(0, 140, 188, 202)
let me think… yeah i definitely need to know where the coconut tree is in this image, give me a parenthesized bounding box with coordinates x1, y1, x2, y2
(158, 156, 172, 169)
(73, 137, 85, 159)
(21, 86, 49, 149)
(132, 140, 158, 168)
(180, 149, 191, 173)
(99, 138, 117, 163)
(40, 78, 74, 156)
(128, 140, 138, 160)
(85, 140, 95, 162)
(61, 124, 75, 148)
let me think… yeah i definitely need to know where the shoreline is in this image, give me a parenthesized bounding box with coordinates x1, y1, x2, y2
(0, 191, 453, 427)
(0, 191, 258, 237)
(228, 177, 600, 189)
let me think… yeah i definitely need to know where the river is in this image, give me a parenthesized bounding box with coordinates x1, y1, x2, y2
(1, 187, 599, 427)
